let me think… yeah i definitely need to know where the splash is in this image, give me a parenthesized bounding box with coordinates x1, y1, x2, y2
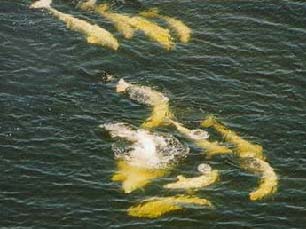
(79, 2, 174, 49)
(240, 157, 278, 201)
(102, 122, 189, 169)
(140, 7, 191, 43)
(30, 0, 119, 50)
(164, 163, 219, 190)
(201, 115, 264, 160)
(128, 195, 213, 218)
(101, 122, 189, 192)
(170, 119, 232, 157)
(116, 79, 172, 129)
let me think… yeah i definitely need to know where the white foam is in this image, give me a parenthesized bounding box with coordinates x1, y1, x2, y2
(101, 122, 189, 169)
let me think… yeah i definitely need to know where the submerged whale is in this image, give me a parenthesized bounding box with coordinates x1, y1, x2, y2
(169, 119, 232, 157)
(163, 163, 219, 190)
(112, 160, 167, 194)
(240, 157, 278, 201)
(128, 194, 213, 218)
(140, 7, 192, 43)
(201, 115, 264, 160)
(116, 79, 172, 129)
(30, 0, 119, 50)
(79, 0, 136, 39)
(100, 122, 189, 193)
(79, 1, 174, 50)
(201, 115, 278, 200)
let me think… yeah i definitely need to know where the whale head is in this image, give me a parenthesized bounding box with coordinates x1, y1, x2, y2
(197, 163, 212, 175)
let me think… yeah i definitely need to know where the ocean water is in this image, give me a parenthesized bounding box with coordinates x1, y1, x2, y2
(1, 0, 306, 228)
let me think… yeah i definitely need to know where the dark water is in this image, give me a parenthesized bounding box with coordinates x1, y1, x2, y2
(1, 0, 306, 228)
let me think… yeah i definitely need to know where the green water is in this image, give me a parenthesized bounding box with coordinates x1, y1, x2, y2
(1, 0, 306, 228)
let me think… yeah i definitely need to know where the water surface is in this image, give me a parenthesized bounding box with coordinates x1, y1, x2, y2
(1, 0, 306, 228)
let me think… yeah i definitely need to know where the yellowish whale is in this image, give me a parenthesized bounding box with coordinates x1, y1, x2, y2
(79, 0, 135, 39)
(163, 163, 219, 190)
(128, 194, 213, 218)
(116, 79, 172, 129)
(201, 115, 278, 201)
(240, 157, 278, 201)
(112, 160, 167, 194)
(201, 115, 264, 160)
(128, 15, 174, 50)
(30, 0, 119, 50)
(140, 7, 192, 43)
(79, 1, 174, 50)
(169, 119, 232, 157)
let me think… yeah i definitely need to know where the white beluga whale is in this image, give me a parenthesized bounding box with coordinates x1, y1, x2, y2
(169, 119, 232, 157)
(30, 0, 119, 50)
(140, 7, 192, 43)
(201, 115, 278, 200)
(240, 157, 278, 201)
(128, 194, 213, 218)
(79, 1, 174, 50)
(116, 79, 172, 129)
(163, 163, 219, 190)
(79, 0, 136, 39)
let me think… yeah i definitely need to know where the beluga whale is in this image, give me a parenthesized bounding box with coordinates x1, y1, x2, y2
(140, 7, 192, 43)
(169, 119, 232, 158)
(240, 157, 278, 201)
(128, 194, 213, 218)
(116, 79, 172, 129)
(79, 0, 136, 39)
(30, 0, 119, 50)
(79, 1, 174, 50)
(201, 115, 278, 200)
(163, 163, 219, 190)
(202, 115, 264, 160)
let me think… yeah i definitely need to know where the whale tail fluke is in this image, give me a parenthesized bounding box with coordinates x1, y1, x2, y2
(30, 0, 52, 9)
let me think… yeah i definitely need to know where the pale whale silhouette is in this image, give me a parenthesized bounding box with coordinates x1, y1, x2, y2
(30, 0, 119, 50)
(164, 163, 219, 190)
(128, 194, 213, 218)
(116, 79, 172, 129)
(79, 1, 174, 50)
